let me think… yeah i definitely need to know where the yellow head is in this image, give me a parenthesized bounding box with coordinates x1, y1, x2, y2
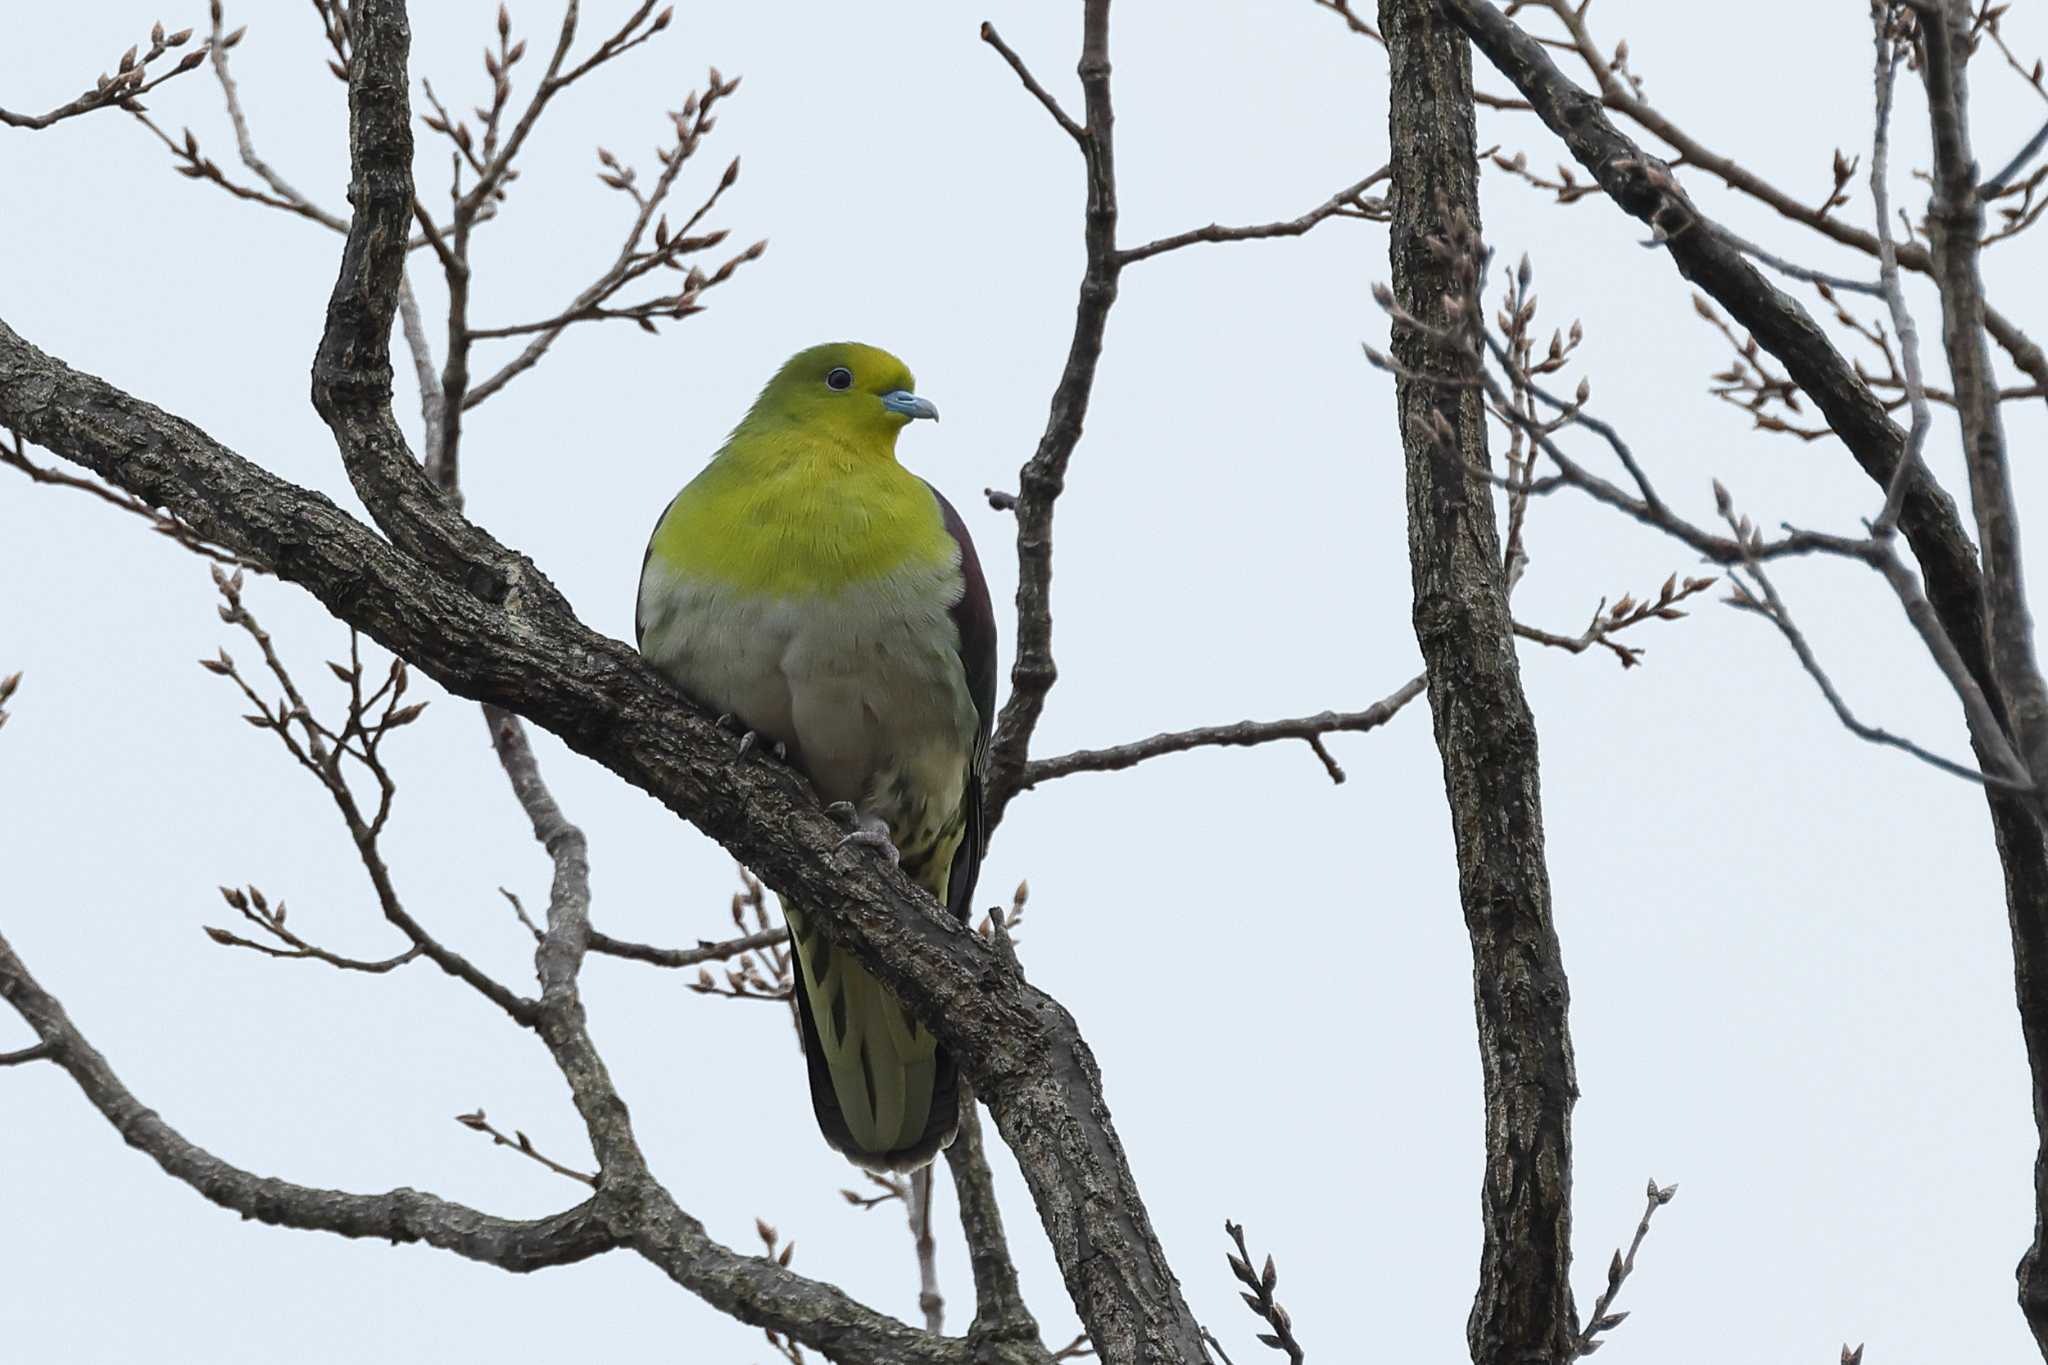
(735, 341, 939, 457)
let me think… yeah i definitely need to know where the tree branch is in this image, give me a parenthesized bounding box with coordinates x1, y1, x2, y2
(1016, 676, 1423, 791)
(1115, 167, 1390, 265)
(979, 8, 1124, 831)
(1380, 0, 1579, 1357)
(1918, 0, 2048, 795)
(0, 283, 1173, 1365)
(0, 928, 616, 1272)
(5, 1, 1219, 1355)
(1500, 0, 2048, 404)
(946, 1089, 1042, 1347)
(0, 22, 207, 131)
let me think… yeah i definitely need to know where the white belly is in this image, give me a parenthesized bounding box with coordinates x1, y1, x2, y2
(637, 559, 975, 818)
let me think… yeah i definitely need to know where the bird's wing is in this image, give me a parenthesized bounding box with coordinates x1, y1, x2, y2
(926, 482, 997, 923)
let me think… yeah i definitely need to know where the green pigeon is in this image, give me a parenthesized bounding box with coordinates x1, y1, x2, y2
(637, 341, 996, 1169)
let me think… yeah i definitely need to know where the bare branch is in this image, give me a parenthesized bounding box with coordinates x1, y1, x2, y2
(201, 575, 537, 1021)
(945, 1087, 1042, 1346)
(1719, 497, 2024, 790)
(1115, 168, 1390, 265)
(979, 6, 1123, 832)
(1498, 0, 2048, 401)
(0, 928, 615, 1270)
(1220, 1220, 1304, 1364)
(1380, 5, 1577, 1352)
(3, 1, 1222, 1349)
(205, 883, 423, 974)
(587, 924, 788, 970)
(1574, 1179, 1676, 1356)
(5, 428, 257, 570)
(1917, 0, 2048, 794)
(1016, 676, 1423, 791)
(909, 1166, 944, 1333)
(460, 84, 762, 411)
(978, 23, 1085, 145)
(0, 22, 208, 131)
(1869, 18, 1931, 538)
(1983, 115, 2048, 197)
(455, 1108, 599, 1188)
(1514, 576, 1718, 670)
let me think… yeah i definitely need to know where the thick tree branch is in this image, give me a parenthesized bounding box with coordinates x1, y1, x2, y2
(946, 1090, 1042, 1347)
(1919, 1, 2048, 793)
(310, 0, 521, 595)
(1502, 0, 2048, 403)
(4, 2, 1290, 1356)
(0, 922, 1043, 1365)
(0, 928, 615, 1272)
(1443, 2, 2048, 1347)
(0, 300, 1181, 1365)
(1381, 1, 1579, 1359)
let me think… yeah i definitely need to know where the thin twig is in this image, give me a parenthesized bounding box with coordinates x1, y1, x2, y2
(978, 8, 1121, 831)
(978, 22, 1085, 145)
(200, 575, 537, 1021)
(1016, 677, 1423, 790)
(589, 925, 788, 969)
(455, 1108, 598, 1187)
(4, 429, 257, 570)
(1574, 1179, 1677, 1356)
(0, 22, 207, 130)
(205, 884, 424, 974)
(1869, 23, 1929, 537)
(1221, 1220, 1303, 1364)
(1116, 168, 1390, 265)
(1721, 500, 2026, 790)
(908, 1166, 944, 1334)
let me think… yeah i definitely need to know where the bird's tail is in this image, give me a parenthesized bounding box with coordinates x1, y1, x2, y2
(783, 901, 959, 1170)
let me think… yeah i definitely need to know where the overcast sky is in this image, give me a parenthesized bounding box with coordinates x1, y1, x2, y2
(6, 2, 2048, 1361)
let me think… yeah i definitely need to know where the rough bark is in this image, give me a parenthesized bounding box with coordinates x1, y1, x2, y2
(1917, 5, 2048, 1350)
(1440, 3, 2048, 1348)
(1380, 2, 1579, 1361)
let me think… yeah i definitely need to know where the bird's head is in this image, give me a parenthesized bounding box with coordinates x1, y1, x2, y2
(742, 342, 938, 455)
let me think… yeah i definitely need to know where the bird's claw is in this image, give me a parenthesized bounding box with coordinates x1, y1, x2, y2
(717, 719, 784, 762)
(829, 807, 900, 868)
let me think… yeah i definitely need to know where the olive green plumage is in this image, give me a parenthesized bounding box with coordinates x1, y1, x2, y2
(637, 342, 996, 1169)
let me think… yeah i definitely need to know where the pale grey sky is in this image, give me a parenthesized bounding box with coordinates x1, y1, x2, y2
(4, 2, 2047, 1361)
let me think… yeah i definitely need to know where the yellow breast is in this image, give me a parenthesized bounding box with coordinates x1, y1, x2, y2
(649, 428, 955, 596)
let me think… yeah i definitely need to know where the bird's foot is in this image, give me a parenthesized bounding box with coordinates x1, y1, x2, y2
(828, 805, 900, 868)
(716, 716, 784, 762)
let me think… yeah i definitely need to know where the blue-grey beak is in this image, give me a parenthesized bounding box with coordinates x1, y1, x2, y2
(880, 389, 940, 422)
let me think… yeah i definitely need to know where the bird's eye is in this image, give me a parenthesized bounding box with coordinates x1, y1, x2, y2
(825, 367, 853, 391)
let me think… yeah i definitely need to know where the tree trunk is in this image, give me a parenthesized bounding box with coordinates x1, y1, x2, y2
(1380, 2, 1580, 1360)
